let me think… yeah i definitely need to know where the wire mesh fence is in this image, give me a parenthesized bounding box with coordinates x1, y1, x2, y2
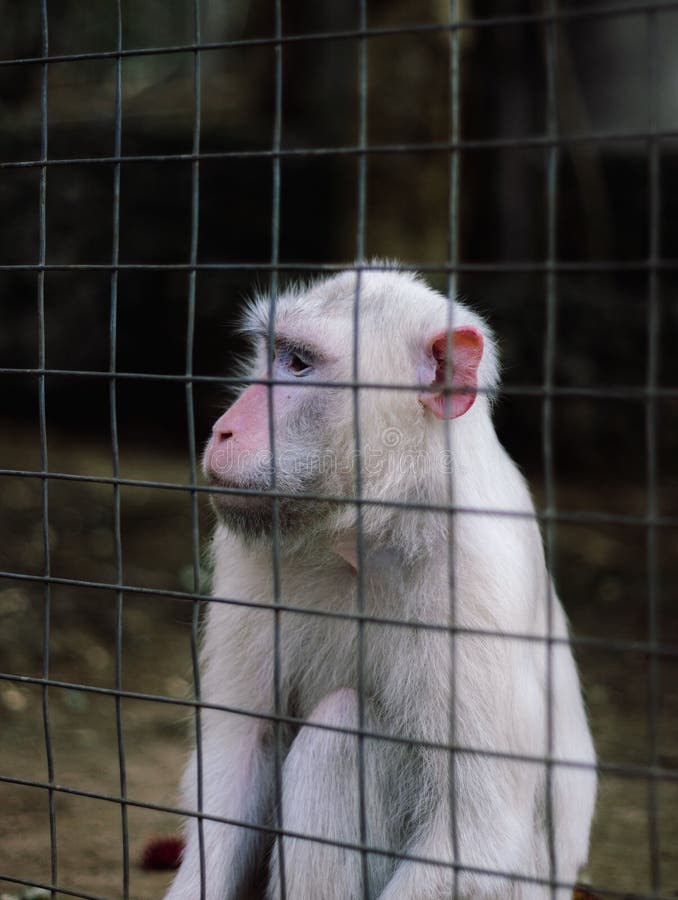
(0, 2, 677, 899)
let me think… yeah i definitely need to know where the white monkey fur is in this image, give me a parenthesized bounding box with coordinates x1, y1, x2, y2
(164, 270, 597, 900)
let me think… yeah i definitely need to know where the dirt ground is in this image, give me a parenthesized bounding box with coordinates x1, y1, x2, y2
(1, 425, 677, 899)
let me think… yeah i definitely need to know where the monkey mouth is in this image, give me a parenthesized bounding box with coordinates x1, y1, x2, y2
(208, 475, 300, 539)
(206, 471, 272, 508)
(205, 470, 330, 539)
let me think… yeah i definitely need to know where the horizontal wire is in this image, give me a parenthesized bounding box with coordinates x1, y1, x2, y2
(0, 260, 675, 274)
(0, 874, 106, 900)
(0, 772, 675, 900)
(1, 669, 677, 782)
(1, 568, 677, 660)
(1, 468, 677, 529)
(1, 1, 677, 69)
(2, 125, 678, 172)
(1, 366, 677, 401)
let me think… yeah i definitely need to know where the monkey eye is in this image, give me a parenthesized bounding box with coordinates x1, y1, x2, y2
(275, 345, 314, 377)
(288, 353, 312, 375)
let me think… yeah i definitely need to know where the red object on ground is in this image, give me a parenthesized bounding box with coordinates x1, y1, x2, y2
(141, 835, 185, 870)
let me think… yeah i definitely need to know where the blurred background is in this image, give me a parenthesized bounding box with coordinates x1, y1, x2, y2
(1, 1, 677, 898)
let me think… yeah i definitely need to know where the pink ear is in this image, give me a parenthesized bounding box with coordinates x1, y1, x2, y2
(419, 326, 483, 419)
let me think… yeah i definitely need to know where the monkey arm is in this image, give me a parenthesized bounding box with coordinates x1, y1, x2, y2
(164, 603, 279, 900)
(163, 716, 275, 900)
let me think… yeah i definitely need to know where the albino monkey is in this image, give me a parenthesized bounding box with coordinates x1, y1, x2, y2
(164, 270, 596, 900)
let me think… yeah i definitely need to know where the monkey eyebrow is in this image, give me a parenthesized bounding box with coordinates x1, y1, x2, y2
(253, 328, 325, 363)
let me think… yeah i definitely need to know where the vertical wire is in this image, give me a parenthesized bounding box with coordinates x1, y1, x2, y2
(645, 8, 661, 895)
(186, 2, 206, 896)
(543, 4, 559, 897)
(353, 1, 370, 897)
(37, 1, 57, 894)
(445, 3, 461, 894)
(109, 3, 129, 896)
(268, 2, 287, 896)
(447, 3, 460, 306)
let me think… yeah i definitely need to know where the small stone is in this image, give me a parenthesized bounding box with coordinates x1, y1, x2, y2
(1, 686, 28, 712)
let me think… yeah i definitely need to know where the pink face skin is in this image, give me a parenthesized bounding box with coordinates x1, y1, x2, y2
(203, 337, 325, 488)
(202, 336, 333, 536)
(205, 383, 276, 483)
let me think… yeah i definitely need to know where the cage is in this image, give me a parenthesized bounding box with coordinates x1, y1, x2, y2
(1, 2, 677, 899)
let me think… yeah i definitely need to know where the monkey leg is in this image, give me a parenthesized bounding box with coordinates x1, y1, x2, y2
(266, 688, 394, 900)
(164, 716, 275, 900)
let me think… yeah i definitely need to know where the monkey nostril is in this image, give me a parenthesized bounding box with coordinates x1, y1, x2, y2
(217, 429, 233, 443)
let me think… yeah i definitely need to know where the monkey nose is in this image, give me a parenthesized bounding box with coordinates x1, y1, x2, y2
(213, 425, 234, 445)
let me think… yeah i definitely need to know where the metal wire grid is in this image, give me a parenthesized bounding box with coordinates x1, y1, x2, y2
(0, 2, 672, 899)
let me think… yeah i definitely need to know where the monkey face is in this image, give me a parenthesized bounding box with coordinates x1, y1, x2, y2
(204, 376, 339, 539)
(203, 269, 494, 541)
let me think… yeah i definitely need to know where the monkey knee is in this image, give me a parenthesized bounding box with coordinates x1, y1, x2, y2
(285, 688, 359, 771)
(272, 689, 382, 900)
(307, 688, 358, 729)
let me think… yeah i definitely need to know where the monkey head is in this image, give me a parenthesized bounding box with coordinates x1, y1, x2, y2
(203, 269, 498, 543)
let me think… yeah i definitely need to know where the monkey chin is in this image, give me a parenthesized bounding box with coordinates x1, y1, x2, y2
(207, 474, 326, 542)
